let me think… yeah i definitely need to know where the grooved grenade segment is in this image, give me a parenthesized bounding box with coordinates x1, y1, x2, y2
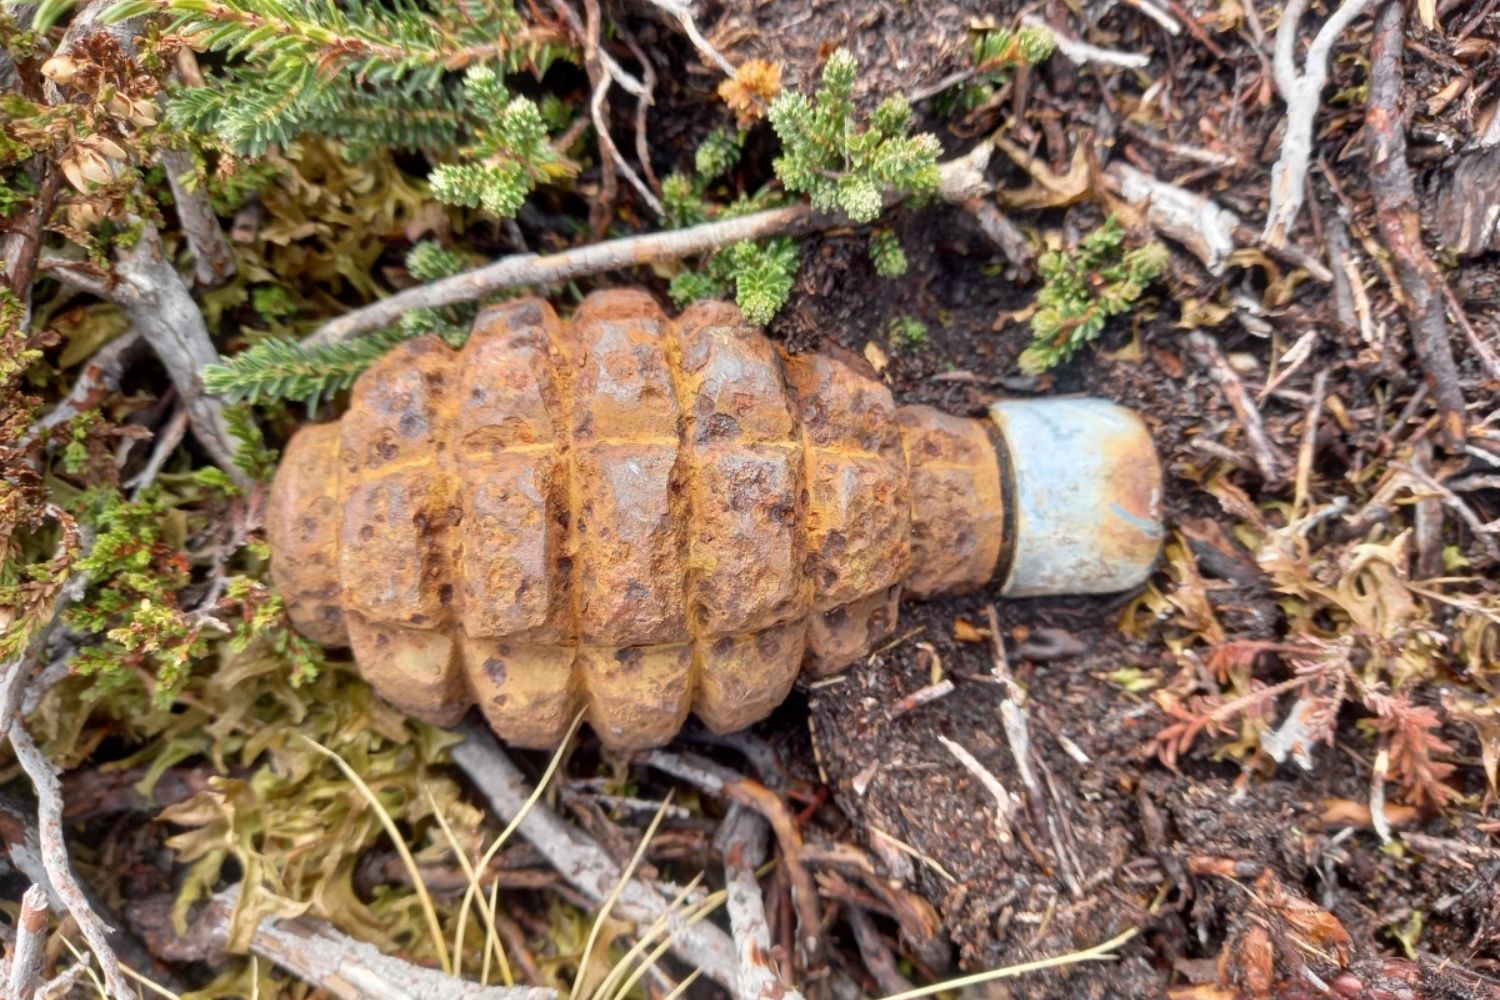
(267, 290, 1163, 749)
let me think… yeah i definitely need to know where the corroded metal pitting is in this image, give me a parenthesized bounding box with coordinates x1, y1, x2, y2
(267, 289, 1163, 750)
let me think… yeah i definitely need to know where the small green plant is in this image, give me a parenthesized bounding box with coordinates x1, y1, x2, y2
(669, 237, 800, 326)
(110, 0, 572, 156)
(225, 406, 280, 482)
(1019, 216, 1168, 375)
(425, 65, 572, 219)
(769, 50, 940, 224)
(940, 24, 1055, 115)
(869, 228, 908, 278)
(662, 126, 798, 325)
(66, 488, 201, 704)
(887, 313, 928, 348)
(667, 50, 941, 324)
(203, 328, 413, 411)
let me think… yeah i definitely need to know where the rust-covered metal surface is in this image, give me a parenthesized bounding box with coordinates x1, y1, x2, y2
(267, 289, 1158, 749)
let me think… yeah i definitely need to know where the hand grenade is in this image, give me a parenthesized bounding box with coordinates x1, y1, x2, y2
(267, 290, 1163, 749)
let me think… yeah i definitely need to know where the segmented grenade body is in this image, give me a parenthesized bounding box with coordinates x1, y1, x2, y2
(268, 290, 1149, 750)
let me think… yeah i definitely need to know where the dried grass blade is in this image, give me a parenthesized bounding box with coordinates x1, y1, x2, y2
(301, 735, 452, 974)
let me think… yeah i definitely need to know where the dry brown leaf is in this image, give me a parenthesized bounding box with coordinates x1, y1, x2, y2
(1317, 797, 1420, 830)
(953, 618, 989, 643)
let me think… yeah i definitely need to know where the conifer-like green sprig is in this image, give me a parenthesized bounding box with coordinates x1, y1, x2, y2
(768, 49, 941, 224)
(109, 0, 574, 157)
(202, 328, 415, 411)
(1019, 216, 1169, 375)
(204, 242, 478, 408)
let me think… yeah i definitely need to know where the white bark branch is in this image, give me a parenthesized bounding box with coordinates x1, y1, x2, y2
(1262, 0, 1382, 244)
(113, 226, 244, 477)
(162, 148, 236, 287)
(197, 887, 552, 1000)
(302, 144, 999, 350)
(715, 806, 804, 1000)
(447, 721, 739, 992)
(6, 886, 49, 1000)
(8, 722, 133, 1000)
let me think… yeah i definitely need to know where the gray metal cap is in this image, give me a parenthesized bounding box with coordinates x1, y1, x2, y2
(987, 397, 1164, 597)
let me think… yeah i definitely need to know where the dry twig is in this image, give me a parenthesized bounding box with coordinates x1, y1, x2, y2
(1021, 14, 1150, 67)
(8, 722, 133, 1000)
(302, 144, 996, 349)
(985, 606, 1088, 898)
(846, 904, 915, 997)
(716, 805, 803, 1000)
(641, 750, 823, 970)
(1105, 163, 1332, 280)
(6, 886, 49, 1000)
(0, 529, 87, 759)
(148, 888, 552, 1000)
(161, 147, 236, 286)
(890, 679, 955, 719)
(937, 735, 1016, 844)
(548, 0, 662, 235)
(448, 722, 739, 991)
(21, 332, 145, 453)
(640, 0, 736, 76)
(1263, 0, 1382, 245)
(39, 1, 244, 478)
(1366, 1, 1469, 449)
(1188, 330, 1288, 481)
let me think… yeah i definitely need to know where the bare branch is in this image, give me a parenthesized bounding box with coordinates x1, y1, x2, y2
(41, 0, 247, 480)
(0, 525, 87, 759)
(6, 886, 49, 1000)
(112, 226, 246, 475)
(194, 888, 552, 1000)
(642, 750, 823, 969)
(1021, 14, 1151, 67)
(21, 331, 145, 450)
(302, 146, 997, 349)
(715, 806, 804, 1000)
(35, 257, 129, 305)
(1262, 0, 1381, 245)
(161, 148, 236, 286)
(1366, 0, 1468, 449)
(640, 0, 737, 76)
(447, 721, 739, 991)
(1188, 330, 1289, 482)
(847, 904, 915, 997)
(8, 722, 133, 1000)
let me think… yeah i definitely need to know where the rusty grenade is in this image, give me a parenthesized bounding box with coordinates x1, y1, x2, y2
(267, 289, 1163, 750)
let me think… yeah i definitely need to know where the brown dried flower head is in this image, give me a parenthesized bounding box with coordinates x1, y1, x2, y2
(718, 58, 783, 127)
